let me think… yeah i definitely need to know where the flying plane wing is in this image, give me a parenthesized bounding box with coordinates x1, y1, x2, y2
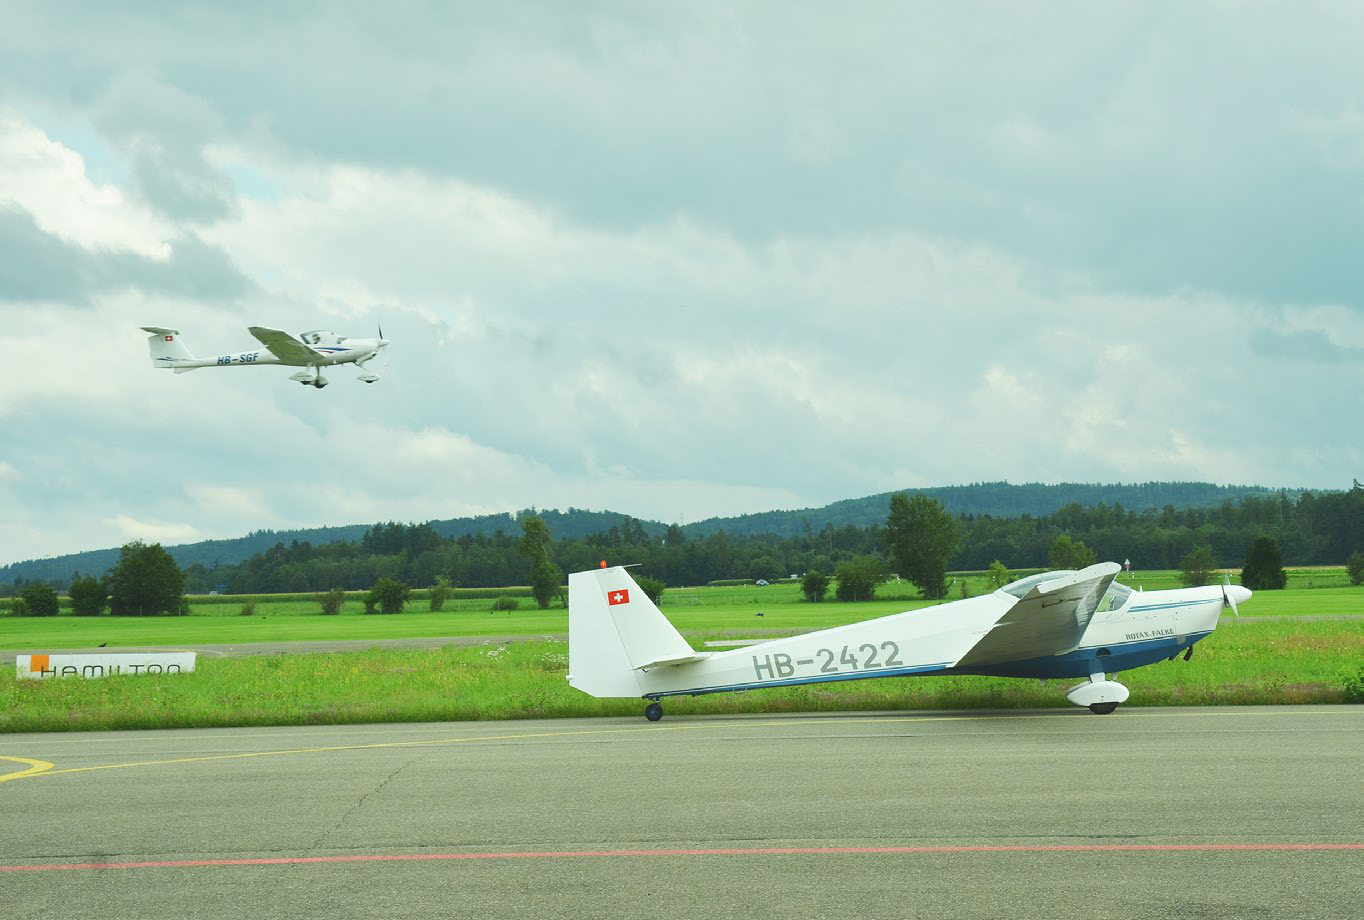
(954, 562, 1120, 667)
(247, 326, 323, 366)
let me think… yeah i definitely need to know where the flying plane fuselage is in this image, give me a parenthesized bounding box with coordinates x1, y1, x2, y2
(165, 339, 385, 370)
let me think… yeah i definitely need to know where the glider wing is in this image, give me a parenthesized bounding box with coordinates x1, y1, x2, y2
(955, 563, 1120, 667)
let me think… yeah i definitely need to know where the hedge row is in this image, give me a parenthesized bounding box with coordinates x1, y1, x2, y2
(186, 586, 536, 605)
(0, 585, 538, 613)
(0, 598, 71, 613)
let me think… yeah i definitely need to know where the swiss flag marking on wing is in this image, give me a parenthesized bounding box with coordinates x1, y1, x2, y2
(164, 335, 174, 341)
(608, 589, 630, 606)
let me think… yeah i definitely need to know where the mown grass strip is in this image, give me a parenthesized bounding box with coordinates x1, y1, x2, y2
(2, 620, 1358, 734)
(3, 585, 1361, 651)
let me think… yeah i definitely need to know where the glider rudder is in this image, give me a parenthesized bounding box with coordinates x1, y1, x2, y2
(567, 566, 695, 698)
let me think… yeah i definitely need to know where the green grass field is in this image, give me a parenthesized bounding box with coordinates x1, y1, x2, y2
(2, 619, 1359, 733)
(2, 578, 1361, 651)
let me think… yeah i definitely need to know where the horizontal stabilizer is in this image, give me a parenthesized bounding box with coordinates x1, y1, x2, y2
(632, 651, 712, 670)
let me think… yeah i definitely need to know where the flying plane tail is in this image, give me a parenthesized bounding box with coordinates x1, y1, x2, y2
(141, 326, 198, 372)
(567, 566, 698, 698)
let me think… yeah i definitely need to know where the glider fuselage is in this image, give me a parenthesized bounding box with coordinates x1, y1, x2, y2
(567, 564, 1253, 716)
(632, 585, 1225, 699)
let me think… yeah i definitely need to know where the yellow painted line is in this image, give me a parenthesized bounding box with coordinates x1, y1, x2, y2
(7, 715, 982, 782)
(0, 756, 55, 783)
(3, 708, 1358, 783)
(13, 705, 1361, 747)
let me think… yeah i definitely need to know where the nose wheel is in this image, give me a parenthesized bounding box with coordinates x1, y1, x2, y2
(644, 702, 663, 722)
(1088, 702, 1119, 715)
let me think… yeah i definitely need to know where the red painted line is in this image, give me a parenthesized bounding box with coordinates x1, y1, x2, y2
(1, 843, 1360, 873)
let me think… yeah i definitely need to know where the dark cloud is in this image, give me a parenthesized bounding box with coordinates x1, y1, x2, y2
(0, 206, 252, 304)
(6, 5, 1364, 304)
(121, 233, 255, 301)
(0, 207, 97, 302)
(131, 141, 236, 222)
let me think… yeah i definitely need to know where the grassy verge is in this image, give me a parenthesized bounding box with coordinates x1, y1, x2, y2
(2, 620, 1358, 733)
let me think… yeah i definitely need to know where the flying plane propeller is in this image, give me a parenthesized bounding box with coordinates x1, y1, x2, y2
(568, 562, 1254, 720)
(141, 325, 390, 388)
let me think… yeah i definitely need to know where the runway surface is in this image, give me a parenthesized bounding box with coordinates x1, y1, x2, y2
(2, 706, 1361, 919)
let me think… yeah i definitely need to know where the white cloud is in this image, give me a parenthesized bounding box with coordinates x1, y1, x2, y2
(0, 112, 172, 259)
(107, 515, 205, 546)
(185, 484, 273, 522)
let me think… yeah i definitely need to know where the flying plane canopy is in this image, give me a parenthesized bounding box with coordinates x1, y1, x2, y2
(300, 331, 346, 345)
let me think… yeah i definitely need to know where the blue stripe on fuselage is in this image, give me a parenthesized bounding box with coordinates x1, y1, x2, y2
(644, 631, 1214, 699)
(1129, 601, 1195, 613)
(651, 661, 954, 699)
(951, 631, 1213, 679)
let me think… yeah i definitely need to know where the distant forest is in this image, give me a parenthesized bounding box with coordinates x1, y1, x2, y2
(6, 482, 1359, 595)
(0, 481, 1302, 588)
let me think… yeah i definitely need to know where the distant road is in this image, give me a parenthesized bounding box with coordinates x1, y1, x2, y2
(2, 614, 1358, 665)
(0, 635, 560, 665)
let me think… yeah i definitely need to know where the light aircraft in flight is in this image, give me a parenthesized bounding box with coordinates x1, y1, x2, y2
(568, 562, 1252, 719)
(141, 325, 390, 388)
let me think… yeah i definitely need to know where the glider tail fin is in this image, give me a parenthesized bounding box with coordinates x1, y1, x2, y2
(567, 566, 694, 698)
(142, 327, 196, 371)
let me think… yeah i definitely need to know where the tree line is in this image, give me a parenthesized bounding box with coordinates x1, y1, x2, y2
(185, 482, 1364, 594)
(5, 483, 1362, 603)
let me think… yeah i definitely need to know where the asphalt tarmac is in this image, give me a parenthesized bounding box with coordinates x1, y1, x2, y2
(2, 707, 1360, 919)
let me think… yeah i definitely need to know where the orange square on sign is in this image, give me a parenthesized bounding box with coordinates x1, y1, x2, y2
(30, 654, 49, 672)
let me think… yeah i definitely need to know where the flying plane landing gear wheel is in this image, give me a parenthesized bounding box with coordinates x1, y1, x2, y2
(1089, 702, 1119, 715)
(645, 702, 663, 722)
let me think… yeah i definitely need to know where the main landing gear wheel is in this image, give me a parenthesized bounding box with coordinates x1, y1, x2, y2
(644, 702, 663, 722)
(1066, 671, 1129, 713)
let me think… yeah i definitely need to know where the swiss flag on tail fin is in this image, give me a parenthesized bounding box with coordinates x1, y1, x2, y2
(607, 589, 630, 606)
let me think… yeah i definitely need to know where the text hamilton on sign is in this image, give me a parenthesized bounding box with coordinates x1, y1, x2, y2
(16, 652, 197, 680)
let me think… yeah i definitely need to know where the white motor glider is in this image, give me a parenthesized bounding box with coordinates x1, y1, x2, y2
(568, 563, 1252, 719)
(141, 325, 390, 388)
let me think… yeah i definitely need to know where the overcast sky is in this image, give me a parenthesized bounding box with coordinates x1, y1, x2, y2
(2, 1, 1362, 563)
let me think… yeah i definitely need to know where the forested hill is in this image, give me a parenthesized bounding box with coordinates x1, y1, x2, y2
(0, 508, 646, 588)
(684, 481, 1288, 537)
(0, 481, 1301, 587)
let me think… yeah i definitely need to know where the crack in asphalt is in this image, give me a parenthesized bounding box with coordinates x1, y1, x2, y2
(309, 753, 426, 852)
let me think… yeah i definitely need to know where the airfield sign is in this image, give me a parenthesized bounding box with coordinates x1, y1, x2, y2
(16, 652, 196, 680)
